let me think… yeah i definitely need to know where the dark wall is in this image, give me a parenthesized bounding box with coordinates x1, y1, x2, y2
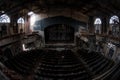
(33, 16, 87, 32)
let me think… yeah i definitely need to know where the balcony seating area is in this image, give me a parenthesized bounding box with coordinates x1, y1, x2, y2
(3, 49, 44, 76)
(34, 50, 92, 80)
(98, 62, 120, 80)
(1, 48, 116, 80)
(77, 49, 114, 77)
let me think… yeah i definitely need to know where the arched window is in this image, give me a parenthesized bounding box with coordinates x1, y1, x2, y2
(0, 14, 10, 23)
(17, 17, 24, 24)
(94, 18, 102, 34)
(109, 15, 119, 36)
(110, 15, 119, 24)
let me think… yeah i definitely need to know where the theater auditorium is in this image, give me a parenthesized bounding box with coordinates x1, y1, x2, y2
(0, 0, 120, 80)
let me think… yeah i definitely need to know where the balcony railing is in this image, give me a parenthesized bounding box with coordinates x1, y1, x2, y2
(0, 33, 24, 47)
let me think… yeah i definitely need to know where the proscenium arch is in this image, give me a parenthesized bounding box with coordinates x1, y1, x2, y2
(33, 16, 87, 32)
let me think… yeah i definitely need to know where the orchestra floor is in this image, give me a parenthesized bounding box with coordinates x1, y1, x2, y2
(1, 49, 114, 80)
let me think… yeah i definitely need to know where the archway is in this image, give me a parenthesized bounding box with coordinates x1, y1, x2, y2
(94, 18, 102, 34)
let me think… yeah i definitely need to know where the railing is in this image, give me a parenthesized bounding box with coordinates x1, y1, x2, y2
(0, 33, 24, 47)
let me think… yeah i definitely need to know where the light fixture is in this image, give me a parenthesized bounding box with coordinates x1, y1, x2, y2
(1, 11, 4, 13)
(22, 44, 29, 51)
(28, 11, 34, 16)
(0, 11, 5, 13)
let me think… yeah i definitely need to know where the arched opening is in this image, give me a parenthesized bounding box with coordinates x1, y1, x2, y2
(94, 18, 102, 34)
(44, 24, 75, 44)
(0, 14, 10, 37)
(109, 15, 119, 36)
(17, 17, 24, 24)
(0, 14, 10, 23)
(17, 17, 25, 33)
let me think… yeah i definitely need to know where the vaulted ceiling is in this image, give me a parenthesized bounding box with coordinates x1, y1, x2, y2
(0, 0, 120, 16)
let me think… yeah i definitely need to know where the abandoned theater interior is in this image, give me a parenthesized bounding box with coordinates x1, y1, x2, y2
(0, 0, 120, 80)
